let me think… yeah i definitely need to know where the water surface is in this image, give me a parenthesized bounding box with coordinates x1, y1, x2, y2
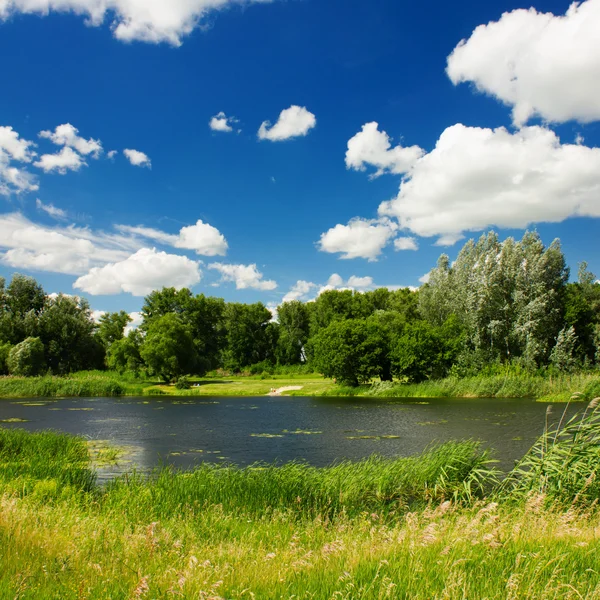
(0, 395, 577, 480)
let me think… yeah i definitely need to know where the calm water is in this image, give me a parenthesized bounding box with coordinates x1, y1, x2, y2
(0, 396, 579, 480)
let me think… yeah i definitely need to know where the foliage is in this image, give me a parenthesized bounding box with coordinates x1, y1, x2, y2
(36, 295, 104, 374)
(309, 318, 389, 386)
(174, 375, 191, 389)
(97, 311, 131, 348)
(276, 300, 310, 365)
(222, 302, 274, 371)
(7, 337, 46, 376)
(549, 326, 578, 372)
(140, 314, 199, 382)
(419, 231, 570, 366)
(106, 331, 144, 375)
(0, 342, 12, 375)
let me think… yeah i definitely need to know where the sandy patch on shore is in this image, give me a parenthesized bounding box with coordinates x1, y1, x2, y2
(267, 386, 303, 396)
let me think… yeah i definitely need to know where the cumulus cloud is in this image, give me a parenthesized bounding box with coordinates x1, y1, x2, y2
(39, 123, 102, 157)
(446, 0, 600, 126)
(419, 272, 431, 284)
(345, 122, 424, 177)
(394, 237, 418, 251)
(209, 112, 238, 133)
(74, 248, 201, 296)
(125, 311, 143, 334)
(346, 275, 373, 289)
(282, 280, 317, 303)
(377, 124, 600, 244)
(317, 217, 397, 261)
(34, 146, 86, 174)
(116, 219, 228, 256)
(209, 263, 277, 291)
(0, 212, 141, 275)
(0, 0, 273, 46)
(123, 149, 151, 168)
(36, 198, 68, 220)
(107, 150, 118, 160)
(258, 105, 316, 142)
(0, 126, 38, 195)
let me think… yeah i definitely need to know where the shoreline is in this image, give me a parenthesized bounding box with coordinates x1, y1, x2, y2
(0, 371, 598, 402)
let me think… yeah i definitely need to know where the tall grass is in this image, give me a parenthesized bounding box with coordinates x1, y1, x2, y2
(498, 396, 600, 505)
(0, 428, 96, 498)
(104, 441, 497, 522)
(324, 372, 600, 401)
(0, 371, 146, 398)
(2, 424, 600, 598)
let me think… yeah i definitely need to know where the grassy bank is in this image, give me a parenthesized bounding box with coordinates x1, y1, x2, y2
(2, 407, 600, 599)
(1, 370, 599, 401)
(0, 372, 334, 398)
(319, 372, 600, 402)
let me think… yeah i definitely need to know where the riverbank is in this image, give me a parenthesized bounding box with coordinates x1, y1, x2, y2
(1, 370, 599, 401)
(2, 420, 600, 598)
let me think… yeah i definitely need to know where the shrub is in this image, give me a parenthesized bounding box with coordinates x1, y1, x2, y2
(7, 337, 46, 376)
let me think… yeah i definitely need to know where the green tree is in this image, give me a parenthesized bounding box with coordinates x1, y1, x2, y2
(97, 311, 132, 348)
(0, 342, 12, 375)
(276, 301, 310, 365)
(222, 303, 273, 371)
(107, 331, 144, 375)
(0, 274, 46, 344)
(140, 314, 199, 382)
(7, 337, 46, 376)
(309, 319, 388, 387)
(37, 295, 104, 374)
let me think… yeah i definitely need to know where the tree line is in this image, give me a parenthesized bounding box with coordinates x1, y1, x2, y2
(1, 231, 599, 386)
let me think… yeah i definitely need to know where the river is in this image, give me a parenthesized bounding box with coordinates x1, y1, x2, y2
(0, 395, 577, 480)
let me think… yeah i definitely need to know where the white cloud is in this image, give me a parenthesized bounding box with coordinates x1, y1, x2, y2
(0, 0, 273, 46)
(419, 272, 431, 284)
(394, 237, 418, 251)
(107, 150, 118, 160)
(90, 309, 107, 323)
(34, 146, 86, 174)
(378, 124, 600, 244)
(36, 198, 67, 220)
(0, 126, 38, 195)
(116, 219, 228, 256)
(209, 262, 277, 290)
(317, 217, 397, 261)
(282, 280, 316, 303)
(327, 273, 344, 288)
(125, 311, 143, 334)
(346, 275, 373, 289)
(39, 123, 102, 157)
(209, 112, 238, 133)
(0, 212, 140, 275)
(446, 0, 600, 126)
(123, 149, 151, 168)
(258, 105, 316, 142)
(345, 122, 424, 177)
(74, 248, 201, 296)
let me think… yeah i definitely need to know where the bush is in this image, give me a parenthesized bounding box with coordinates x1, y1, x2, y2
(7, 337, 46, 376)
(175, 376, 191, 390)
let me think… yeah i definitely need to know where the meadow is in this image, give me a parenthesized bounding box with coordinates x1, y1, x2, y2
(2, 401, 600, 598)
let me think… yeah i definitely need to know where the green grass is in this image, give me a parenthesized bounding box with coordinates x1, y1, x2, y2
(321, 372, 600, 402)
(2, 418, 600, 598)
(1, 370, 599, 403)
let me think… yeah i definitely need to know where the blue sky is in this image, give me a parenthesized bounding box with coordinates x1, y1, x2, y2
(1, 0, 599, 319)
